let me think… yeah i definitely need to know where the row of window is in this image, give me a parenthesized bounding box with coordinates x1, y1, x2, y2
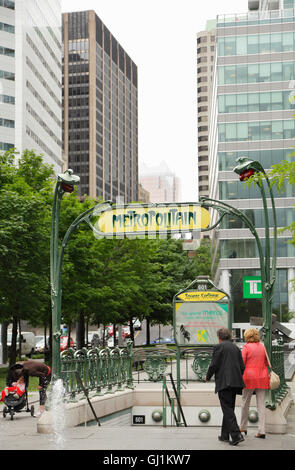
(218, 119, 295, 143)
(197, 35, 215, 43)
(26, 81, 61, 128)
(0, 45, 14, 57)
(197, 46, 215, 53)
(68, 39, 89, 52)
(0, 94, 14, 104)
(26, 57, 61, 109)
(0, 0, 14, 9)
(26, 34, 61, 87)
(26, 103, 62, 148)
(218, 148, 294, 171)
(197, 56, 214, 63)
(0, 21, 14, 33)
(0, 141, 13, 150)
(220, 237, 295, 259)
(0, 69, 14, 81)
(218, 61, 295, 85)
(0, 117, 14, 128)
(219, 179, 295, 200)
(217, 11, 295, 29)
(218, 31, 295, 56)
(34, 26, 61, 70)
(218, 89, 294, 114)
(26, 126, 61, 166)
(220, 207, 294, 229)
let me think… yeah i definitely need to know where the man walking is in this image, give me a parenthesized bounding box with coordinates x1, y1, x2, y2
(206, 328, 245, 446)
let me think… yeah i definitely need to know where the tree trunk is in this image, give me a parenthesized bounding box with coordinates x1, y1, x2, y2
(1, 321, 8, 364)
(129, 317, 134, 343)
(102, 325, 106, 347)
(9, 316, 18, 367)
(76, 313, 85, 350)
(18, 318, 22, 360)
(146, 318, 150, 345)
(113, 324, 117, 347)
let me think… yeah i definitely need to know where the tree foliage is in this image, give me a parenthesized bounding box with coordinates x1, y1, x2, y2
(0, 149, 212, 357)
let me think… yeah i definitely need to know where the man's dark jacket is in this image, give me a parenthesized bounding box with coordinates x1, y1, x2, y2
(206, 340, 245, 393)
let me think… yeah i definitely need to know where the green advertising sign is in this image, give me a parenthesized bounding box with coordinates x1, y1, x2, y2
(243, 276, 262, 299)
(173, 288, 231, 346)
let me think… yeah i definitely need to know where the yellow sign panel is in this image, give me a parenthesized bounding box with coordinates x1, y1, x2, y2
(197, 330, 209, 343)
(95, 204, 210, 236)
(177, 291, 227, 302)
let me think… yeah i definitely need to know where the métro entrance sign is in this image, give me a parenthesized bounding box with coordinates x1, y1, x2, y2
(173, 276, 231, 422)
(173, 277, 231, 347)
(50, 173, 211, 381)
(92, 203, 210, 238)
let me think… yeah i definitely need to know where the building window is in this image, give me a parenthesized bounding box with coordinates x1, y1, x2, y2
(218, 31, 295, 57)
(218, 61, 295, 85)
(218, 119, 295, 143)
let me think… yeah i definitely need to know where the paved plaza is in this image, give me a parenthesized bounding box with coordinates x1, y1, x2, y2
(1, 372, 295, 453)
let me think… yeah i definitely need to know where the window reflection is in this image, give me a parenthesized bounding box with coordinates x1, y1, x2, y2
(218, 31, 295, 57)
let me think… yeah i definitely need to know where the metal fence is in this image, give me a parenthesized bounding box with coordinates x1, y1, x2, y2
(60, 340, 289, 410)
(60, 342, 133, 402)
(270, 341, 289, 407)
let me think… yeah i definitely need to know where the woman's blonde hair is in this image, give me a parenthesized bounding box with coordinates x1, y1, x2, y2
(244, 328, 260, 343)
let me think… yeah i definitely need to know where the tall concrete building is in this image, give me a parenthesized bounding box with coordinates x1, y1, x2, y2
(0, 0, 62, 171)
(62, 10, 138, 202)
(139, 161, 180, 203)
(209, 0, 295, 322)
(197, 20, 216, 199)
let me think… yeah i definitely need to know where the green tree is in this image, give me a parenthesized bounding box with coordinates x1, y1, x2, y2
(0, 149, 54, 365)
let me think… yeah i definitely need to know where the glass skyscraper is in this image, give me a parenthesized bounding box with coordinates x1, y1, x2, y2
(209, 0, 295, 322)
(62, 10, 138, 202)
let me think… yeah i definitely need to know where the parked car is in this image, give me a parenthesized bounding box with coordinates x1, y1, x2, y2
(7, 331, 36, 357)
(35, 336, 50, 353)
(60, 335, 75, 351)
(122, 326, 131, 339)
(106, 326, 118, 338)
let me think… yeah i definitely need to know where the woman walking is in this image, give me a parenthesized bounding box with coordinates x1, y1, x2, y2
(240, 328, 270, 439)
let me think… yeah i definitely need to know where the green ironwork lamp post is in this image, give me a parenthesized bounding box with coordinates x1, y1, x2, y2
(50, 169, 80, 382)
(50, 170, 113, 382)
(233, 157, 277, 366)
(200, 157, 278, 409)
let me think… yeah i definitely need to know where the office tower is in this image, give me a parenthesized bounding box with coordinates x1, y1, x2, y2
(139, 161, 180, 203)
(62, 10, 138, 202)
(209, 0, 295, 321)
(197, 20, 216, 199)
(0, 0, 62, 171)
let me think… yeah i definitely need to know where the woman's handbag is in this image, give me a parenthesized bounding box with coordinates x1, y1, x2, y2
(264, 347, 280, 390)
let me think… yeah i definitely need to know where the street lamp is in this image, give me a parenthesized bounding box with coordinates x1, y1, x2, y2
(50, 170, 112, 381)
(50, 169, 80, 381)
(200, 157, 278, 409)
(233, 157, 277, 367)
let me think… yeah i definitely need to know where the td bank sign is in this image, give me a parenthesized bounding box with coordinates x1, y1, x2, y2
(243, 276, 262, 299)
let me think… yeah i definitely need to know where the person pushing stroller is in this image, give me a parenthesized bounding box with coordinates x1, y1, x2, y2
(14, 360, 51, 418)
(1, 374, 26, 401)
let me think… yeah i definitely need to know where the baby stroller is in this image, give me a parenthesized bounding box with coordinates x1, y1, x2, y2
(2, 364, 34, 421)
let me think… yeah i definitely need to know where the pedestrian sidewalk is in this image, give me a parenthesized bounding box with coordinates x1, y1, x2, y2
(0, 384, 295, 451)
(1, 360, 295, 451)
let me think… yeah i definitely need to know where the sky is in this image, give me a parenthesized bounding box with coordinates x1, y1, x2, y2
(61, 0, 247, 202)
